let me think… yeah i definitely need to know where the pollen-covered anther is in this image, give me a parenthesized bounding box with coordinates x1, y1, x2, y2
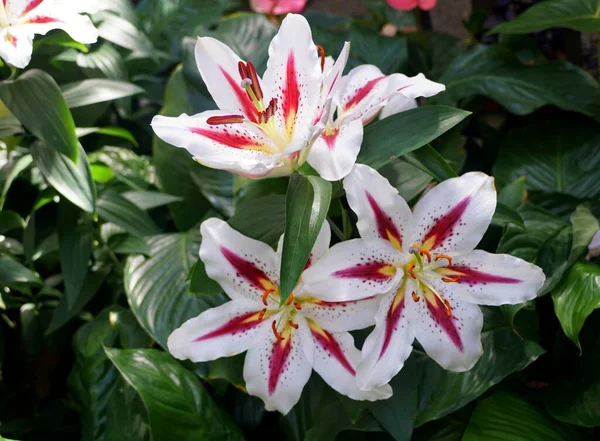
(316, 44, 326, 71)
(294, 302, 302, 310)
(262, 288, 275, 306)
(419, 249, 432, 263)
(407, 263, 417, 279)
(258, 98, 278, 124)
(238, 60, 263, 101)
(441, 276, 461, 283)
(288, 320, 299, 329)
(286, 292, 295, 306)
(443, 298, 453, 317)
(258, 308, 267, 320)
(271, 320, 285, 341)
(206, 115, 244, 125)
(435, 254, 453, 266)
(411, 291, 420, 302)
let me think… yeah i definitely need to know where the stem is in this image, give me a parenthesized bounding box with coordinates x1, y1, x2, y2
(327, 218, 345, 242)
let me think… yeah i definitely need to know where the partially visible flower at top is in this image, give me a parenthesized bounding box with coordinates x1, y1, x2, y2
(152, 14, 349, 179)
(303, 164, 545, 390)
(250, 0, 308, 15)
(307, 65, 444, 181)
(387, 0, 438, 11)
(167, 218, 391, 414)
(0, 0, 98, 68)
(587, 230, 600, 259)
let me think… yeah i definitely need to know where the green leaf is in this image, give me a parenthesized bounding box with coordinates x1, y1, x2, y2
(105, 348, 245, 441)
(358, 106, 470, 170)
(491, 202, 525, 229)
(0, 70, 79, 162)
(437, 45, 600, 120)
(31, 142, 96, 213)
(121, 191, 183, 210)
(498, 176, 527, 209)
(62, 79, 144, 108)
(415, 308, 544, 426)
(0, 153, 32, 210)
(552, 262, 600, 350)
(76, 127, 138, 146)
(490, 0, 600, 34)
(97, 191, 160, 238)
(57, 200, 94, 308)
(68, 307, 121, 441)
(229, 194, 287, 247)
(76, 43, 127, 80)
(403, 145, 458, 183)
(379, 160, 432, 202)
(0, 210, 26, 233)
(90, 164, 114, 183)
(494, 121, 600, 200)
(107, 234, 151, 256)
(104, 379, 151, 441)
(462, 393, 581, 441)
(189, 260, 222, 296)
(0, 256, 41, 286)
(124, 230, 227, 348)
(97, 15, 155, 56)
(280, 175, 332, 303)
(349, 26, 407, 74)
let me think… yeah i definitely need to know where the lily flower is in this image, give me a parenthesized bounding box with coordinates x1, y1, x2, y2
(302, 164, 545, 389)
(167, 218, 391, 414)
(0, 0, 98, 69)
(307, 65, 445, 181)
(250, 0, 308, 15)
(151, 14, 348, 179)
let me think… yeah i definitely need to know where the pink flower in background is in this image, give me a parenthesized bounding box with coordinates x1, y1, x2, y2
(251, 0, 308, 14)
(387, 0, 437, 11)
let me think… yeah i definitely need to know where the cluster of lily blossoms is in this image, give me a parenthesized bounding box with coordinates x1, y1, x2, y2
(159, 14, 546, 414)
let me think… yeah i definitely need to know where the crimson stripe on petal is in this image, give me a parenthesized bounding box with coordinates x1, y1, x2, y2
(423, 196, 470, 251)
(379, 293, 405, 359)
(220, 246, 273, 290)
(283, 53, 300, 133)
(343, 76, 386, 111)
(453, 266, 521, 286)
(220, 67, 259, 123)
(311, 328, 355, 375)
(425, 296, 463, 351)
(26, 15, 60, 24)
(268, 337, 293, 395)
(332, 261, 394, 281)
(189, 127, 264, 151)
(366, 191, 402, 248)
(22, 0, 44, 15)
(194, 310, 263, 342)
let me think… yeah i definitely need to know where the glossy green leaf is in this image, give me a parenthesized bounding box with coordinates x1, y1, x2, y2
(31, 142, 96, 213)
(104, 379, 151, 441)
(105, 348, 245, 441)
(552, 262, 600, 350)
(0, 210, 25, 233)
(498, 176, 527, 209)
(189, 260, 222, 296)
(0, 153, 32, 210)
(437, 45, 600, 120)
(0, 256, 41, 285)
(124, 230, 227, 348)
(229, 194, 287, 247)
(358, 106, 470, 170)
(57, 200, 94, 308)
(68, 307, 121, 441)
(121, 191, 183, 210)
(76, 43, 127, 80)
(90, 164, 114, 183)
(97, 191, 160, 238)
(76, 127, 138, 146)
(494, 121, 600, 200)
(462, 393, 581, 441)
(491, 202, 525, 229)
(349, 26, 407, 74)
(379, 160, 432, 202)
(280, 175, 332, 303)
(107, 234, 151, 256)
(0, 70, 79, 161)
(62, 80, 144, 109)
(490, 0, 600, 34)
(97, 15, 154, 55)
(403, 145, 458, 183)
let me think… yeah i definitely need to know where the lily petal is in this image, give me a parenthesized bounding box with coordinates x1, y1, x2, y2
(244, 316, 313, 415)
(314, 41, 350, 126)
(344, 164, 412, 252)
(379, 93, 417, 120)
(307, 320, 392, 401)
(199, 218, 280, 303)
(388, 73, 445, 100)
(263, 14, 322, 155)
(167, 299, 271, 362)
(434, 250, 545, 306)
(413, 285, 484, 372)
(409, 172, 496, 256)
(151, 111, 282, 178)
(307, 118, 363, 181)
(356, 281, 415, 390)
(277, 222, 331, 269)
(300, 295, 383, 332)
(0, 27, 33, 68)
(302, 238, 404, 302)
(336, 64, 391, 124)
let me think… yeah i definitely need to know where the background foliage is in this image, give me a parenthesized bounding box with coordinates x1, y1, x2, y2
(1, 0, 599, 440)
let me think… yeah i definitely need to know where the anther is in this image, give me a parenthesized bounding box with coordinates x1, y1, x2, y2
(316, 45, 326, 71)
(238, 61, 249, 80)
(288, 320, 299, 329)
(246, 61, 263, 101)
(271, 320, 284, 341)
(407, 263, 417, 279)
(258, 308, 267, 320)
(441, 276, 461, 283)
(206, 115, 244, 125)
(419, 249, 432, 263)
(286, 293, 294, 306)
(443, 298, 453, 317)
(294, 302, 302, 310)
(411, 291, 420, 302)
(262, 288, 275, 306)
(435, 255, 453, 266)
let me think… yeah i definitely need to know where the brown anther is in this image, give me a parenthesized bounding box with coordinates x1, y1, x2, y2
(316, 45, 326, 71)
(441, 276, 461, 283)
(407, 263, 417, 279)
(288, 320, 299, 329)
(246, 61, 263, 101)
(206, 115, 244, 125)
(258, 308, 267, 320)
(443, 298, 453, 317)
(411, 291, 420, 302)
(262, 288, 275, 306)
(286, 293, 294, 306)
(435, 255, 453, 266)
(271, 320, 284, 341)
(238, 61, 249, 80)
(294, 302, 302, 310)
(419, 249, 432, 263)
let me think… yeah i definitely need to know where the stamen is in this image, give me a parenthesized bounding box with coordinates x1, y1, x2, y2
(441, 276, 461, 283)
(206, 115, 244, 125)
(288, 320, 299, 329)
(411, 291, 420, 302)
(240, 78, 252, 89)
(443, 298, 453, 317)
(271, 320, 284, 341)
(238, 61, 249, 80)
(407, 263, 417, 279)
(316, 45, 326, 71)
(435, 255, 453, 266)
(258, 308, 267, 320)
(294, 302, 302, 310)
(262, 288, 275, 306)
(286, 293, 294, 306)
(246, 61, 263, 101)
(419, 249, 432, 263)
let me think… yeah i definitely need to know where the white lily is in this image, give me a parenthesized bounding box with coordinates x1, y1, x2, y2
(167, 218, 391, 415)
(302, 164, 545, 390)
(151, 14, 349, 179)
(307, 65, 445, 181)
(0, 0, 98, 68)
